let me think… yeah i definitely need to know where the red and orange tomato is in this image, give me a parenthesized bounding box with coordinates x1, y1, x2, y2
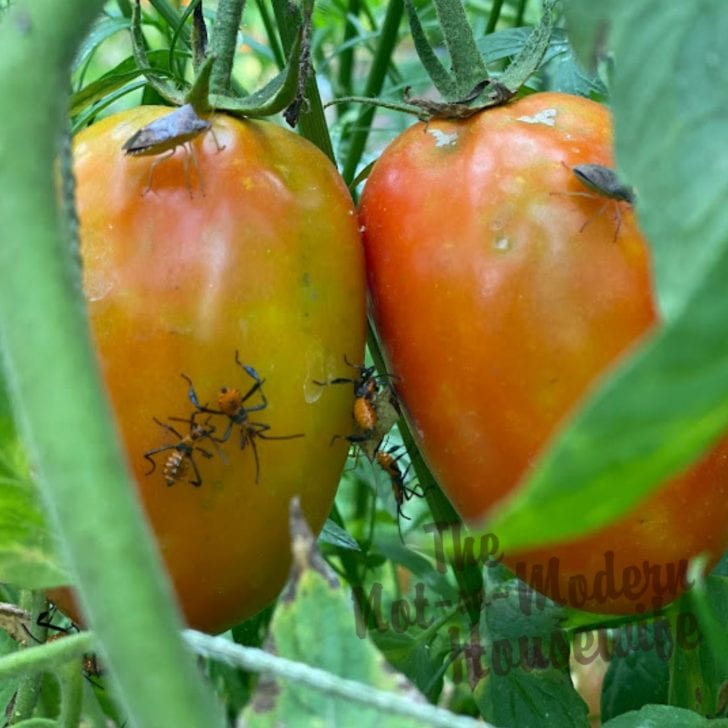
(359, 92, 728, 613)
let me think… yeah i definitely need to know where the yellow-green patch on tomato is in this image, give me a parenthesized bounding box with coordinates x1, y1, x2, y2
(53, 107, 366, 633)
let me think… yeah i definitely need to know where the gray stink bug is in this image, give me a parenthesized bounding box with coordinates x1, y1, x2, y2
(122, 104, 223, 196)
(556, 162, 635, 241)
(572, 163, 635, 204)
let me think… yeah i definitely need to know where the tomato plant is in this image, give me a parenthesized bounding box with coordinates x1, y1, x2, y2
(51, 106, 366, 633)
(359, 91, 728, 614)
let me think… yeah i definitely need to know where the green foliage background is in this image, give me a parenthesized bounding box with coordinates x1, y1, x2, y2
(0, 1, 727, 727)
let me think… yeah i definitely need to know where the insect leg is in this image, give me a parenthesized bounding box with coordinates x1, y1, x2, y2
(187, 454, 204, 487)
(143, 148, 176, 195)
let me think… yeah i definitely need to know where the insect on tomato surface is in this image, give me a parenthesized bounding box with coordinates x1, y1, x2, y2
(49, 106, 366, 633)
(359, 91, 728, 614)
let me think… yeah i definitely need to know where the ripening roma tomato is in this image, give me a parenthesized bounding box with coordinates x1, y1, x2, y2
(51, 107, 365, 633)
(359, 92, 728, 614)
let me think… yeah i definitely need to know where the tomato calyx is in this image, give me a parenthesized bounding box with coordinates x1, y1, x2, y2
(327, 0, 555, 122)
(130, 0, 313, 122)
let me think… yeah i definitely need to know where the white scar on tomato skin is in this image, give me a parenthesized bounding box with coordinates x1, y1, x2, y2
(516, 108, 557, 126)
(427, 128, 459, 147)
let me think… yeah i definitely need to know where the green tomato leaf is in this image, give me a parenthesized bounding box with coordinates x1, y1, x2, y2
(240, 503, 426, 728)
(319, 518, 361, 551)
(602, 704, 728, 728)
(472, 569, 588, 727)
(600, 622, 670, 722)
(670, 575, 728, 717)
(485, 0, 728, 555)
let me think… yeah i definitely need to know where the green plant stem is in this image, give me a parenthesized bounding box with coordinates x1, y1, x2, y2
(485, 0, 505, 33)
(514, 0, 528, 26)
(184, 630, 491, 728)
(56, 659, 83, 728)
(0, 634, 93, 683)
(342, 0, 403, 185)
(365, 328, 484, 625)
(210, 0, 246, 94)
(336, 0, 361, 117)
(272, 0, 335, 162)
(433, 0, 488, 95)
(0, 3, 224, 727)
(8, 593, 48, 725)
(254, 0, 285, 68)
(149, 0, 190, 48)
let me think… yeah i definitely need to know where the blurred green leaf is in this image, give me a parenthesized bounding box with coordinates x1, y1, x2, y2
(0, 374, 65, 590)
(670, 576, 728, 717)
(561, 2, 610, 72)
(73, 14, 130, 74)
(602, 704, 728, 728)
(600, 621, 670, 722)
(487, 0, 728, 554)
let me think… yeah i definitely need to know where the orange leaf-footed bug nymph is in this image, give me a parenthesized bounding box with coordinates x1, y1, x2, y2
(143, 412, 221, 487)
(122, 103, 224, 196)
(182, 351, 304, 484)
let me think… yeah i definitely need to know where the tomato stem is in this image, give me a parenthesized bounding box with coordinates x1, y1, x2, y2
(341, 0, 405, 186)
(272, 0, 336, 161)
(209, 0, 246, 95)
(365, 325, 484, 625)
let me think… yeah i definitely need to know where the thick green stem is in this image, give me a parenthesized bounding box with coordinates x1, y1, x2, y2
(342, 0, 404, 185)
(0, 3, 223, 727)
(0, 633, 93, 683)
(485, 0, 505, 33)
(514, 0, 528, 27)
(210, 0, 247, 94)
(272, 0, 335, 162)
(56, 659, 83, 728)
(185, 630, 489, 728)
(7, 592, 47, 724)
(433, 0, 488, 95)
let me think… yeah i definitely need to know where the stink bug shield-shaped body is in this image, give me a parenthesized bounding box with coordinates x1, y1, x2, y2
(566, 163, 635, 241)
(122, 104, 211, 155)
(572, 164, 635, 204)
(122, 103, 221, 195)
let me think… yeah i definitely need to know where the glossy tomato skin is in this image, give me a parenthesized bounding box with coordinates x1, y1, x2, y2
(53, 107, 366, 633)
(360, 92, 728, 613)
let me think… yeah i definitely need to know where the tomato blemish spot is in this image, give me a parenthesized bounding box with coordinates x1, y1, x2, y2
(427, 129, 459, 147)
(493, 237, 512, 252)
(517, 108, 557, 127)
